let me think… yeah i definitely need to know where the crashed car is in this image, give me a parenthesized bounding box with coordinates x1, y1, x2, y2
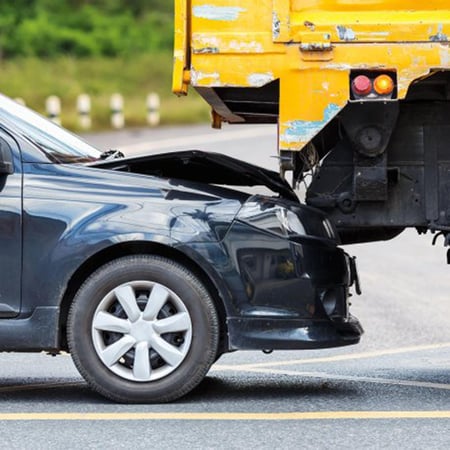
(0, 94, 362, 403)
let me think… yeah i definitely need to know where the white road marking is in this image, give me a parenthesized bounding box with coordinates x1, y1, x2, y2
(231, 367, 450, 391)
(0, 411, 449, 421)
(214, 342, 450, 371)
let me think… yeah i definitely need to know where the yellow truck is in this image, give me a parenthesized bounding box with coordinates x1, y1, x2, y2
(173, 0, 450, 245)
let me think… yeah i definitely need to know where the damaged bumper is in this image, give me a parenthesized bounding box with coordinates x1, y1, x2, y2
(222, 197, 363, 351)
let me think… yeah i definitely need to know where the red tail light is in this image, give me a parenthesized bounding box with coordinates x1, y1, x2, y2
(352, 75, 372, 96)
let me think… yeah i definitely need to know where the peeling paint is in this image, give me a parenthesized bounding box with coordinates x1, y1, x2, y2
(396, 68, 426, 96)
(430, 24, 448, 42)
(323, 63, 354, 70)
(272, 12, 280, 39)
(194, 35, 221, 48)
(194, 47, 220, 54)
(281, 104, 341, 144)
(411, 55, 427, 67)
(356, 31, 389, 39)
(304, 21, 315, 31)
(364, 32, 389, 37)
(191, 69, 221, 86)
(353, 31, 390, 42)
(247, 72, 274, 87)
(193, 36, 264, 54)
(174, 50, 185, 60)
(439, 45, 450, 66)
(337, 26, 356, 41)
(228, 40, 264, 53)
(193, 5, 245, 21)
(324, 63, 387, 71)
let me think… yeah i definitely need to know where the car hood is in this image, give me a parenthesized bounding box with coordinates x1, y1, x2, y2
(90, 150, 298, 202)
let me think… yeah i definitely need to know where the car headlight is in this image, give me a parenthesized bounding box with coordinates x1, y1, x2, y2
(274, 207, 306, 236)
(236, 196, 337, 241)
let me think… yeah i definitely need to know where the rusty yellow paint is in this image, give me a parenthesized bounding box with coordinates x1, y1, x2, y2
(279, 67, 348, 150)
(173, 0, 450, 151)
(172, 0, 190, 96)
(273, 0, 291, 42)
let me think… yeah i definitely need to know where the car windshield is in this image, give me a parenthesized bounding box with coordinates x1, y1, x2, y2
(0, 93, 102, 163)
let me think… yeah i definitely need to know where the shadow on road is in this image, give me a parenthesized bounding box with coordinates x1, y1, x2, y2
(0, 366, 449, 406)
(181, 374, 359, 404)
(0, 374, 357, 405)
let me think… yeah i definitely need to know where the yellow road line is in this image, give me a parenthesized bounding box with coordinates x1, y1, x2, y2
(0, 411, 449, 421)
(214, 342, 450, 371)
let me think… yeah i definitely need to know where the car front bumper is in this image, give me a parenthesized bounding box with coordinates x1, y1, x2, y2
(221, 221, 364, 351)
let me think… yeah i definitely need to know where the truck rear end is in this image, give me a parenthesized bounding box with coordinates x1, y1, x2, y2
(174, 1, 450, 244)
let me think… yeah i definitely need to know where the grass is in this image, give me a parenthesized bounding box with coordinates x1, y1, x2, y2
(0, 53, 210, 130)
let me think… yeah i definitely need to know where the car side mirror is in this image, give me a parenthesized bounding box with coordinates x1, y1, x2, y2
(0, 141, 13, 175)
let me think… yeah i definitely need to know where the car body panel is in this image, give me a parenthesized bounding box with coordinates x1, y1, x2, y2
(179, 221, 361, 350)
(0, 98, 362, 353)
(21, 162, 244, 316)
(0, 132, 22, 317)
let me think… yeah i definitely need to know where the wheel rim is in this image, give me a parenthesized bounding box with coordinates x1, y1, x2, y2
(91, 281, 193, 382)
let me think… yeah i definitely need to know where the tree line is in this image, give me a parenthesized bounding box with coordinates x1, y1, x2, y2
(0, 0, 174, 58)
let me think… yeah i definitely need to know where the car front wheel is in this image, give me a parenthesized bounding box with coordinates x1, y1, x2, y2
(67, 255, 219, 403)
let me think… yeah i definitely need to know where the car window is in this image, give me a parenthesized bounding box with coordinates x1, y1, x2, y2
(0, 94, 101, 163)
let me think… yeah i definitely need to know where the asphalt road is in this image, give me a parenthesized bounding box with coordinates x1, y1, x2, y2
(1, 124, 450, 449)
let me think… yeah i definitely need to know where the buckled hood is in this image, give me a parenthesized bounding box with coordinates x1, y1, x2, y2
(91, 150, 298, 202)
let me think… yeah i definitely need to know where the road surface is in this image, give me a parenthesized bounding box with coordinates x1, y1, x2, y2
(0, 124, 449, 449)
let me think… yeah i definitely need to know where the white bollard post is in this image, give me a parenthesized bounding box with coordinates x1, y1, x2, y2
(146, 93, 160, 127)
(14, 98, 26, 106)
(110, 93, 124, 129)
(77, 94, 91, 130)
(46, 96, 61, 125)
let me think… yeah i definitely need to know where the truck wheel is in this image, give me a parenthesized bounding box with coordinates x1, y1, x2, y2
(67, 255, 219, 403)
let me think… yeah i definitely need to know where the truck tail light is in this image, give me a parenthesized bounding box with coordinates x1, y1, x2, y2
(373, 74, 395, 95)
(352, 75, 372, 96)
(350, 71, 397, 100)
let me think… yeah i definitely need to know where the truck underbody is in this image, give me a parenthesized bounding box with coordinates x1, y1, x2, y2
(196, 71, 450, 244)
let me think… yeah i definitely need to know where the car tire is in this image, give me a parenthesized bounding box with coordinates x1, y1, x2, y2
(67, 255, 219, 403)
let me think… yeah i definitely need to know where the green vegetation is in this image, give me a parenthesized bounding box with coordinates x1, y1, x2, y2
(0, 54, 209, 130)
(0, 0, 174, 58)
(0, 1, 209, 128)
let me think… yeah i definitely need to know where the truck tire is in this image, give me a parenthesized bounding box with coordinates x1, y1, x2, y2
(67, 255, 219, 403)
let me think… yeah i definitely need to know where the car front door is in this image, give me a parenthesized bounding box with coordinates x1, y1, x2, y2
(0, 131, 22, 317)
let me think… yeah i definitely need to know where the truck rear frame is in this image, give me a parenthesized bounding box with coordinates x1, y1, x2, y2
(173, 1, 450, 243)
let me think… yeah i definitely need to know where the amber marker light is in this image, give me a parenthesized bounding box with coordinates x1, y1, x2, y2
(374, 74, 394, 95)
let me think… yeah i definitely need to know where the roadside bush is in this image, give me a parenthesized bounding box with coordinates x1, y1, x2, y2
(0, 1, 174, 59)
